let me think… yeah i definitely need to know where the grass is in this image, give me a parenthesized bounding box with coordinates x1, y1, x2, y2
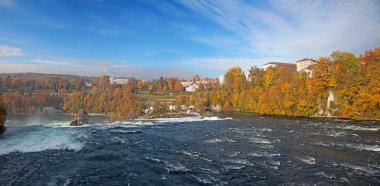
(136, 93, 176, 102)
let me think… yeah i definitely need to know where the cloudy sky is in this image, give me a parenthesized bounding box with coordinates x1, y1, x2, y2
(0, 0, 379, 79)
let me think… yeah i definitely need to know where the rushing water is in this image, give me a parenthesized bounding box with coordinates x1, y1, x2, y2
(0, 114, 379, 185)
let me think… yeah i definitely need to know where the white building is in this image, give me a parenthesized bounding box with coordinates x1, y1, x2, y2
(168, 105, 177, 111)
(180, 80, 193, 87)
(143, 106, 154, 114)
(85, 82, 94, 87)
(245, 71, 251, 81)
(262, 62, 297, 71)
(217, 75, 225, 85)
(185, 84, 199, 92)
(296, 58, 315, 72)
(109, 78, 129, 85)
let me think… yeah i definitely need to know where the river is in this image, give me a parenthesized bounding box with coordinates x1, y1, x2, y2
(0, 114, 379, 185)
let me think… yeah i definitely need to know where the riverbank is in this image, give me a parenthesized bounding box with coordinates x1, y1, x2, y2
(140, 111, 216, 120)
(213, 110, 380, 122)
(4, 110, 379, 122)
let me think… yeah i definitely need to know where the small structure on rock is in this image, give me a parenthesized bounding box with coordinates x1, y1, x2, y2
(70, 109, 90, 126)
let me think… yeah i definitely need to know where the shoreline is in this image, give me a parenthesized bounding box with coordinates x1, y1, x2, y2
(213, 110, 380, 122)
(4, 111, 380, 122)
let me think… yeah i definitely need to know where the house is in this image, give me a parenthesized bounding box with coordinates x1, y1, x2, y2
(168, 105, 177, 111)
(85, 82, 94, 87)
(296, 58, 315, 72)
(180, 80, 193, 87)
(180, 105, 188, 110)
(245, 71, 251, 81)
(302, 65, 315, 78)
(262, 62, 297, 71)
(217, 75, 225, 85)
(109, 78, 129, 85)
(185, 84, 199, 92)
(143, 106, 154, 114)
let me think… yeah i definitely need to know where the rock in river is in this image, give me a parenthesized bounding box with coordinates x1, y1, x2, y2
(0, 103, 6, 127)
(70, 109, 90, 126)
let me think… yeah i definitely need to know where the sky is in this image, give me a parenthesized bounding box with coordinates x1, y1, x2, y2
(0, 0, 379, 79)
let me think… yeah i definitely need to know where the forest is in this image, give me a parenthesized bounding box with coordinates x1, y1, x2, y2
(177, 48, 380, 119)
(0, 48, 379, 120)
(0, 73, 188, 120)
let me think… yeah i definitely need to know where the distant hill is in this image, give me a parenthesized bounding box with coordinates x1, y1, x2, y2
(0, 73, 98, 81)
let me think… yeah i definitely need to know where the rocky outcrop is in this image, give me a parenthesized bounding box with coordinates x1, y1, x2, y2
(0, 103, 6, 127)
(70, 109, 90, 126)
(327, 89, 336, 117)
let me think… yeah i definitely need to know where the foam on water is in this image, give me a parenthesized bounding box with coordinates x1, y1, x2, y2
(145, 156, 162, 164)
(110, 129, 142, 134)
(151, 116, 233, 124)
(110, 136, 127, 144)
(339, 125, 379, 132)
(315, 171, 336, 179)
(222, 158, 252, 170)
(342, 163, 379, 176)
(325, 130, 347, 137)
(248, 137, 271, 144)
(165, 162, 191, 173)
(223, 165, 246, 170)
(204, 138, 236, 144)
(175, 150, 212, 162)
(192, 174, 225, 185)
(297, 156, 316, 165)
(0, 127, 84, 155)
(248, 152, 281, 158)
(222, 158, 253, 166)
(178, 150, 200, 158)
(345, 144, 380, 152)
(259, 128, 273, 132)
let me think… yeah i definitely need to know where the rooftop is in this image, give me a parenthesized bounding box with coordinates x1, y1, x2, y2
(263, 62, 295, 66)
(296, 58, 315, 62)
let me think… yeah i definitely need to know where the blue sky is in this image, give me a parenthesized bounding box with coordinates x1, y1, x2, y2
(0, 0, 379, 79)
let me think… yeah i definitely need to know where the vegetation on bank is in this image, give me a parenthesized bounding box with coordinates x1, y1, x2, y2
(0, 74, 190, 119)
(62, 75, 141, 121)
(177, 48, 380, 119)
(0, 48, 379, 120)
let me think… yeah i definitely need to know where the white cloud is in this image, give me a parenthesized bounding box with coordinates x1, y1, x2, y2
(183, 57, 290, 72)
(179, 0, 380, 59)
(0, 58, 195, 79)
(32, 59, 69, 65)
(0, 45, 23, 57)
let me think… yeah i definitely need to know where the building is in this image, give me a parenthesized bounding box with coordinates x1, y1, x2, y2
(180, 80, 193, 87)
(217, 75, 225, 85)
(168, 105, 177, 111)
(143, 106, 154, 114)
(262, 62, 297, 71)
(109, 78, 129, 85)
(85, 82, 94, 87)
(185, 84, 199, 92)
(296, 58, 315, 72)
(245, 71, 251, 81)
(302, 65, 315, 78)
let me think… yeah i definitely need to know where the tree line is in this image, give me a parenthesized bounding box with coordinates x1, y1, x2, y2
(63, 75, 141, 120)
(177, 48, 380, 119)
(0, 74, 187, 117)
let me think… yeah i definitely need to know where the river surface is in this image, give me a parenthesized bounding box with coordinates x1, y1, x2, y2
(0, 114, 379, 185)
